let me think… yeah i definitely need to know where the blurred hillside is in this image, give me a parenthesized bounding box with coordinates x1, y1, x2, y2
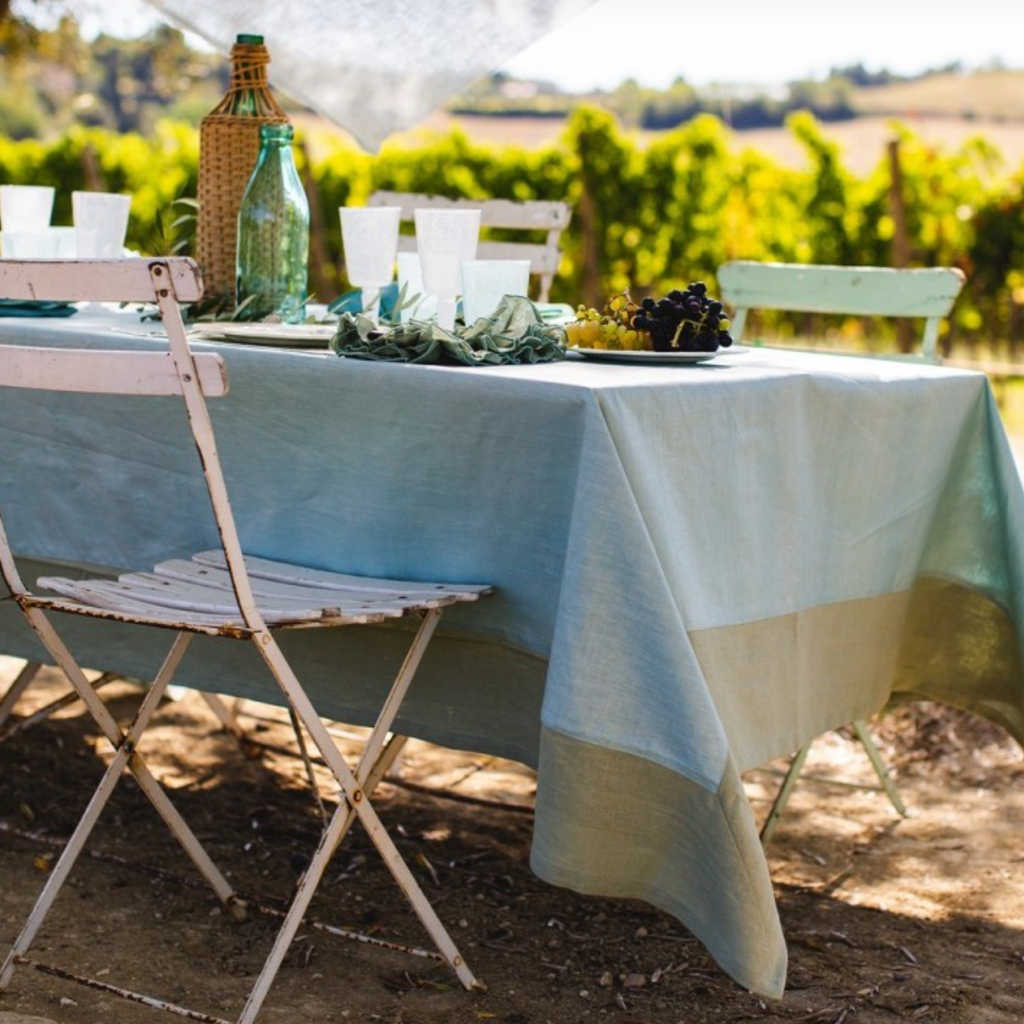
(851, 70, 1024, 120)
(0, 16, 226, 137)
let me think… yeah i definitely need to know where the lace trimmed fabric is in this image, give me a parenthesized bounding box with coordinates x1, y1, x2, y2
(138, 0, 603, 152)
(329, 295, 567, 366)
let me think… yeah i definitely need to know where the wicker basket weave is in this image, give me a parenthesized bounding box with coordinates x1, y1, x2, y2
(197, 40, 289, 302)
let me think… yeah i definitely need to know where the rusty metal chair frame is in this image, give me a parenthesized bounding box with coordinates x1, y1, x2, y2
(0, 257, 490, 1023)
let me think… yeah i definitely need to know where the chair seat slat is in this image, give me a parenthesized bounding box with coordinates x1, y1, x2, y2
(190, 550, 491, 600)
(41, 576, 335, 622)
(23, 594, 239, 635)
(35, 575, 390, 626)
(127, 569, 407, 615)
(33, 580, 247, 627)
(150, 560, 464, 612)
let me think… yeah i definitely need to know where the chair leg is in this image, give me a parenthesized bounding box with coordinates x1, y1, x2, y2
(760, 741, 813, 845)
(237, 609, 480, 1024)
(16, 613, 246, 919)
(0, 671, 120, 744)
(0, 638, 182, 989)
(199, 689, 251, 743)
(851, 718, 907, 817)
(0, 660, 42, 730)
(288, 706, 328, 824)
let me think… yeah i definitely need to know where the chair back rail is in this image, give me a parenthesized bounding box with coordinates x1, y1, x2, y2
(0, 258, 203, 304)
(393, 234, 560, 276)
(0, 347, 228, 397)
(367, 190, 571, 302)
(718, 261, 966, 359)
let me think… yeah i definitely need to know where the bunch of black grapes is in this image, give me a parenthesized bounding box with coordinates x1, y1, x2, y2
(632, 282, 734, 353)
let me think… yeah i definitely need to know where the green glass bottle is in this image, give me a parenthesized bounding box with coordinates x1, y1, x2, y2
(235, 123, 309, 323)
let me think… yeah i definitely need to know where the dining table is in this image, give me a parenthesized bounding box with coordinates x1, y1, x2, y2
(1, 307, 1022, 1000)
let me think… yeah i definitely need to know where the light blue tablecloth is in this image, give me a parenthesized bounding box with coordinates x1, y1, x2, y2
(1, 311, 1022, 998)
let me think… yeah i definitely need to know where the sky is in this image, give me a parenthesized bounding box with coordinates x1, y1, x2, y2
(46, 0, 1024, 91)
(501, 0, 1024, 91)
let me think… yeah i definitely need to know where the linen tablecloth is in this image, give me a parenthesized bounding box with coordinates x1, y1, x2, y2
(1, 310, 1022, 998)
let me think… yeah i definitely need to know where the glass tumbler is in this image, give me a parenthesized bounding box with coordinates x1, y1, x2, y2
(460, 259, 532, 324)
(73, 191, 132, 258)
(0, 185, 55, 233)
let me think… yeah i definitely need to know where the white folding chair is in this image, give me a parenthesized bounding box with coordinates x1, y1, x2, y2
(367, 190, 571, 302)
(718, 260, 966, 843)
(0, 257, 491, 1022)
(0, 661, 41, 731)
(0, 660, 123, 742)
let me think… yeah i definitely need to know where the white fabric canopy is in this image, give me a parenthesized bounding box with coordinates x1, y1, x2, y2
(140, 0, 602, 151)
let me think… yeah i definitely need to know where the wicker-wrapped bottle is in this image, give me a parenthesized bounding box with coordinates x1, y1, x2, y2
(196, 34, 289, 303)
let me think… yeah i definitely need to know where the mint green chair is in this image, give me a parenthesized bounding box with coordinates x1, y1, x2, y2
(718, 260, 966, 843)
(719, 261, 965, 361)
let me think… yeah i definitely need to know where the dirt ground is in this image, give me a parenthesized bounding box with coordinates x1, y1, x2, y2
(1, 657, 1022, 1024)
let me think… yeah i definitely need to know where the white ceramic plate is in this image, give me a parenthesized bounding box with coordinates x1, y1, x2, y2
(570, 346, 745, 365)
(190, 323, 337, 347)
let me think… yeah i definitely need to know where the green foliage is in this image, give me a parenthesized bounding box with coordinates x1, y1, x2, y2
(3, 107, 1024, 354)
(0, 17, 226, 137)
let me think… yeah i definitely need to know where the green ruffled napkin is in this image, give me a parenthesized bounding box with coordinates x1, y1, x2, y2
(329, 295, 567, 366)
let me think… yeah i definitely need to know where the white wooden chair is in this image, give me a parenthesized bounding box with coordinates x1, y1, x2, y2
(0, 257, 491, 1023)
(367, 190, 571, 302)
(717, 260, 966, 844)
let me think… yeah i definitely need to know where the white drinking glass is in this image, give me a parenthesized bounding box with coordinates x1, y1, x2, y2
(339, 205, 401, 320)
(396, 251, 438, 322)
(73, 191, 132, 258)
(0, 185, 55, 233)
(50, 226, 78, 257)
(0, 229, 63, 258)
(414, 208, 481, 331)
(461, 259, 532, 324)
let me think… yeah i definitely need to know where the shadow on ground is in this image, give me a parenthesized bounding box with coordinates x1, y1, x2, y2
(1, 665, 1022, 1024)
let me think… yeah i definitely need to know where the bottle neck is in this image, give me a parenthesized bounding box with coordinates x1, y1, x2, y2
(257, 125, 294, 155)
(226, 42, 274, 116)
(229, 43, 270, 91)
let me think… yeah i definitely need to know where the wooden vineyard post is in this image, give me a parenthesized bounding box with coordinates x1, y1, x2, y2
(887, 138, 915, 354)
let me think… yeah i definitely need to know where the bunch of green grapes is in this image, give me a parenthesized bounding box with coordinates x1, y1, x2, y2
(565, 292, 647, 350)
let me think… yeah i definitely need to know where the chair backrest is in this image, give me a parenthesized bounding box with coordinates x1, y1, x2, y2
(0, 257, 266, 631)
(367, 190, 571, 302)
(717, 261, 966, 361)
